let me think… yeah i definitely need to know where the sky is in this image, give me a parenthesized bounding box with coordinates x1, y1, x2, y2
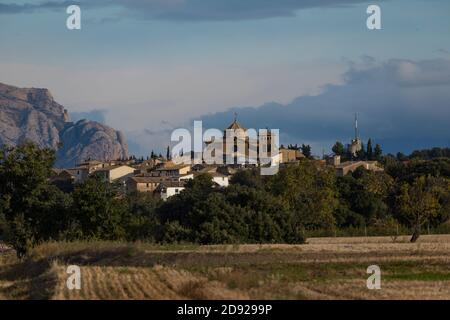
(1, 0, 450, 156)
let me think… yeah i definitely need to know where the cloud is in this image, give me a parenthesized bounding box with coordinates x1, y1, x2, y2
(1, 0, 385, 21)
(199, 58, 450, 155)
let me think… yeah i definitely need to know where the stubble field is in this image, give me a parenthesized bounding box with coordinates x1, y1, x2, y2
(1, 235, 450, 300)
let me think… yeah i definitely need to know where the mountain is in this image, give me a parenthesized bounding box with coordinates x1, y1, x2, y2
(0, 83, 128, 167)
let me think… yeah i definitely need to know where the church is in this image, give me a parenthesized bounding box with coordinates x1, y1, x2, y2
(205, 115, 278, 166)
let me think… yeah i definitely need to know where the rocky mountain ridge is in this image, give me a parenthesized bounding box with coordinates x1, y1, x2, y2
(0, 82, 128, 168)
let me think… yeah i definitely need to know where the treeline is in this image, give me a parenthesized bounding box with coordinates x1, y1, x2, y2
(332, 138, 383, 161)
(1, 143, 450, 257)
(394, 147, 450, 161)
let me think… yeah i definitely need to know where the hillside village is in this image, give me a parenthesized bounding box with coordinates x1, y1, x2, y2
(50, 118, 383, 200)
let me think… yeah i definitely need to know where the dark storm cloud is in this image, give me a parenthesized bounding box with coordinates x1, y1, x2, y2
(0, 0, 384, 20)
(199, 58, 450, 155)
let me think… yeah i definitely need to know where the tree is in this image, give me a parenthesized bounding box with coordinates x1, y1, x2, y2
(0, 143, 71, 257)
(366, 139, 373, 160)
(396, 152, 408, 161)
(301, 144, 312, 158)
(166, 146, 171, 160)
(192, 192, 248, 244)
(356, 142, 366, 160)
(395, 176, 443, 242)
(334, 166, 394, 229)
(229, 168, 264, 189)
(388, 158, 450, 183)
(409, 147, 450, 160)
(268, 161, 338, 230)
(71, 177, 127, 240)
(124, 192, 161, 241)
(157, 173, 215, 233)
(332, 141, 345, 156)
(374, 144, 383, 161)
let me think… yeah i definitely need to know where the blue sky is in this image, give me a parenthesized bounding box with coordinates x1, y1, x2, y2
(1, 0, 450, 155)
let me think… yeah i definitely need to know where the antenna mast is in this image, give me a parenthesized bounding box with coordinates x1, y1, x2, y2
(354, 113, 359, 140)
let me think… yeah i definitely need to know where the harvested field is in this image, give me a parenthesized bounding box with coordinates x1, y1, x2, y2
(1, 235, 450, 300)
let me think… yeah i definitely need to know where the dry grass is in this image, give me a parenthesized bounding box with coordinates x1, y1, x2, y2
(51, 263, 248, 300)
(1, 235, 450, 300)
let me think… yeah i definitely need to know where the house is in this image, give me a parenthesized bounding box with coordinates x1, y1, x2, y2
(50, 169, 76, 192)
(77, 160, 105, 170)
(177, 173, 195, 182)
(279, 147, 304, 163)
(189, 165, 230, 187)
(71, 160, 107, 183)
(126, 176, 162, 193)
(72, 167, 89, 183)
(93, 165, 136, 183)
(50, 168, 75, 181)
(325, 155, 342, 166)
(210, 172, 229, 187)
(156, 181, 186, 201)
(151, 164, 191, 177)
(132, 158, 164, 175)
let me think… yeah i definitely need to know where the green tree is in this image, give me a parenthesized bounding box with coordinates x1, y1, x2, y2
(396, 152, 408, 161)
(268, 161, 338, 230)
(166, 146, 171, 160)
(356, 142, 366, 160)
(71, 177, 127, 240)
(225, 184, 304, 243)
(395, 176, 444, 242)
(229, 168, 264, 189)
(367, 139, 373, 160)
(301, 144, 312, 158)
(124, 192, 161, 241)
(0, 143, 71, 256)
(374, 144, 383, 161)
(332, 141, 345, 156)
(335, 168, 393, 228)
(192, 192, 248, 244)
(157, 173, 215, 238)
